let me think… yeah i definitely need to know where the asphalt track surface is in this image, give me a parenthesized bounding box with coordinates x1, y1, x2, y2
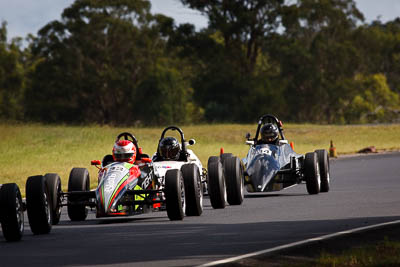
(1, 152, 399, 267)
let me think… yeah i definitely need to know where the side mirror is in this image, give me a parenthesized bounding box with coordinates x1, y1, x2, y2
(188, 139, 196, 146)
(91, 160, 101, 166)
(279, 140, 288, 145)
(245, 140, 254, 145)
(245, 133, 251, 140)
(140, 158, 152, 163)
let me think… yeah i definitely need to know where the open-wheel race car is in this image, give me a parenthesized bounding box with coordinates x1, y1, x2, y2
(151, 126, 204, 216)
(25, 131, 203, 230)
(242, 114, 330, 194)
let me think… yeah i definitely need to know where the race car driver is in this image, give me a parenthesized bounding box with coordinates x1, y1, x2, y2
(153, 137, 182, 161)
(112, 140, 137, 164)
(258, 123, 279, 145)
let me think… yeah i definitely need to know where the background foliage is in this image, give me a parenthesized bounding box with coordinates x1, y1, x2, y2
(1, 0, 400, 125)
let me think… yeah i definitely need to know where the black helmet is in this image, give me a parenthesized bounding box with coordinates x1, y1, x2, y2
(260, 123, 279, 143)
(159, 137, 181, 160)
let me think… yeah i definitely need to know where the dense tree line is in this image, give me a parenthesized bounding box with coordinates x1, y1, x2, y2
(0, 0, 399, 125)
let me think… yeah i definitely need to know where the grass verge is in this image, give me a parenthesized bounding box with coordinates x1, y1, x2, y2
(315, 238, 400, 266)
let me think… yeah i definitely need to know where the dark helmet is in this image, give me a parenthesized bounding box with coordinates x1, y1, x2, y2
(159, 137, 181, 160)
(260, 123, 279, 143)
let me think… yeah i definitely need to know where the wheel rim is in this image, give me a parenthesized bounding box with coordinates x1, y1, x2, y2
(55, 182, 62, 217)
(180, 178, 186, 212)
(316, 161, 321, 188)
(223, 177, 227, 201)
(197, 175, 203, 209)
(44, 192, 51, 225)
(239, 165, 244, 197)
(326, 156, 330, 183)
(15, 194, 24, 233)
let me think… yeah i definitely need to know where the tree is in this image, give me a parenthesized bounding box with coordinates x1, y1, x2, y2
(267, 0, 365, 123)
(342, 74, 400, 123)
(25, 0, 201, 125)
(181, 0, 284, 73)
(0, 21, 25, 121)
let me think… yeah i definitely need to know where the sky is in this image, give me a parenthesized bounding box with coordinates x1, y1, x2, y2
(0, 0, 400, 41)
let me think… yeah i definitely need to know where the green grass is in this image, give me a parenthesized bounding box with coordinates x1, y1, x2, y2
(1, 123, 400, 195)
(288, 238, 400, 266)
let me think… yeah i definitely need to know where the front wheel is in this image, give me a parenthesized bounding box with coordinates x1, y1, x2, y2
(181, 164, 203, 216)
(207, 156, 226, 209)
(305, 152, 321, 195)
(44, 173, 62, 224)
(315, 149, 330, 192)
(0, 183, 24, 241)
(223, 156, 244, 205)
(68, 168, 90, 221)
(26, 175, 52, 234)
(165, 169, 185, 221)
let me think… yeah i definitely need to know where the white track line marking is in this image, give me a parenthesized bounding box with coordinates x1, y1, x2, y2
(198, 220, 400, 267)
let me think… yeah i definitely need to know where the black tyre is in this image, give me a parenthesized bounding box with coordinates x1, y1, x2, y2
(223, 156, 244, 205)
(305, 152, 321, 195)
(44, 173, 62, 225)
(181, 164, 203, 216)
(220, 153, 233, 164)
(315, 149, 330, 193)
(67, 168, 90, 221)
(165, 169, 185, 221)
(26, 175, 52, 234)
(207, 156, 226, 209)
(0, 183, 24, 241)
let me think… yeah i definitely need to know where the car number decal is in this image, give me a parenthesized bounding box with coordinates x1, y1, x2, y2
(259, 148, 272, 156)
(104, 166, 127, 193)
(104, 173, 117, 193)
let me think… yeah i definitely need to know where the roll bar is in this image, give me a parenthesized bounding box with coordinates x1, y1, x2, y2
(157, 126, 188, 161)
(253, 114, 285, 141)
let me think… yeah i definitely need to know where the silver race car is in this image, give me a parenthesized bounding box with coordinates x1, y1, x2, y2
(243, 114, 330, 194)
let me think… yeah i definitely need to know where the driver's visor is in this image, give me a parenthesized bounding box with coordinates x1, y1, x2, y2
(114, 153, 134, 160)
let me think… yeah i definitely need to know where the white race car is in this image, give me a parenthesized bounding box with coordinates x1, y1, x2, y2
(151, 126, 208, 216)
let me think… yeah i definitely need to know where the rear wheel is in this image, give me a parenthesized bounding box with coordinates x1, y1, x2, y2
(305, 152, 321, 195)
(26, 175, 52, 234)
(207, 156, 226, 209)
(165, 169, 185, 221)
(0, 183, 24, 241)
(67, 168, 90, 221)
(223, 156, 244, 205)
(315, 149, 330, 193)
(44, 173, 62, 225)
(181, 164, 203, 216)
(220, 153, 233, 165)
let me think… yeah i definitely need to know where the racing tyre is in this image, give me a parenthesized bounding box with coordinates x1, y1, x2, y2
(207, 156, 226, 209)
(165, 169, 185, 221)
(315, 149, 330, 193)
(304, 152, 321, 195)
(0, 183, 24, 241)
(26, 175, 52, 234)
(44, 173, 62, 225)
(220, 153, 233, 165)
(68, 168, 90, 221)
(181, 164, 203, 216)
(223, 156, 244, 205)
